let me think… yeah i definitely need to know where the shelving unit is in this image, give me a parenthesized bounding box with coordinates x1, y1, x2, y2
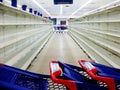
(69, 2, 120, 68)
(0, 3, 53, 69)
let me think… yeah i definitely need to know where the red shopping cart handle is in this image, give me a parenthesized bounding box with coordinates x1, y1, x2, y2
(78, 60, 116, 90)
(49, 60, 77, 90)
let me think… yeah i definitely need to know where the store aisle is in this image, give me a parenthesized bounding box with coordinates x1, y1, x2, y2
(27, 32, 90, 74)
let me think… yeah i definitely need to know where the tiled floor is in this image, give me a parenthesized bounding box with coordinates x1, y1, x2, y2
(27, 32, 90, 74)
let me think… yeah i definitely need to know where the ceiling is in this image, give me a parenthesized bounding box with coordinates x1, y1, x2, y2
(16, 0, 119, 18)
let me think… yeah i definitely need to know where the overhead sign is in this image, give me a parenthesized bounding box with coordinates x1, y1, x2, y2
(54, 0, 73, 4)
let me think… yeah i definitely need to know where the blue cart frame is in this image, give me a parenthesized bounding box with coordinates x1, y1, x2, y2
(0, 63, 67, 90)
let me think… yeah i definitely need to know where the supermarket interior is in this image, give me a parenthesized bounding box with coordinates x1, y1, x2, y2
(0, 0, 120, 90)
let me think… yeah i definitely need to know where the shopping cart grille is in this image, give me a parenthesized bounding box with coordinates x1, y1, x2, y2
(117, 85, 120, 90)
(76, 69, 108, 88)
(116, 81, 120, 90)
(15, 74, 67, 90)
(15, 74, 42, 90)
(47, 78, 67, 90)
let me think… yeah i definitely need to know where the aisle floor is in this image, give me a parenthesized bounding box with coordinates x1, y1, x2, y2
(28, 32, 90, 74)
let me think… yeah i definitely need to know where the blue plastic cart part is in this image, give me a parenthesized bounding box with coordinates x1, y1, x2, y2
(0, 63, 67, 90)
(50, 60, 108, 90)
(0, 0, 3, 2)
(79, 60, 120, 90)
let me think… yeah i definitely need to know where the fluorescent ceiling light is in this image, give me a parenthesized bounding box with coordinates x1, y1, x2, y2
(68, 0, 92, 18)
(78, 0, 120, 18)
(32, 0, 51, 17)
(5, 0, 51, 16)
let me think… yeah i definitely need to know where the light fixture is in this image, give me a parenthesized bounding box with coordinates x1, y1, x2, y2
(32, 0, 51, 17)
(68, 0, 93, 18)
(78, 0, 120, 18)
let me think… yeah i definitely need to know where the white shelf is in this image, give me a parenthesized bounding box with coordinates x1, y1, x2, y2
(5, 31, 52, 68)
(0, 23, 50, 26)
(0, 3, 51, 22)
(0, 2, 52, 67)
(21, 32, 53, 70)
(69, 32, 110, 65)
(0, 29, 52, 63)
(69, 1, 120, 69)
(70, 30, 120, 68)
(71, 27, 120, 38)
(71, 28, 120, 56)
(77, 20, 120, 23)
(0, 29, 50, 49)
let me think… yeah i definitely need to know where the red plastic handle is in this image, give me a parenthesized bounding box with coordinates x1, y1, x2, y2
(49, 60, 77, 90)
(78, 60, 116, 90)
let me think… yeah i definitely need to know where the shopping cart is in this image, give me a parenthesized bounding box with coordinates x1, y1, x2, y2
(0, 63, 67, 90)
(78, 60, 120, 90)
(50, 60, 108, 90)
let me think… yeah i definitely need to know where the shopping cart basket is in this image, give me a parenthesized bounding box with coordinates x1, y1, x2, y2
(79, 60, 120, 90)
(50, 60, 108, 90)
(0, 63, 67, 90)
